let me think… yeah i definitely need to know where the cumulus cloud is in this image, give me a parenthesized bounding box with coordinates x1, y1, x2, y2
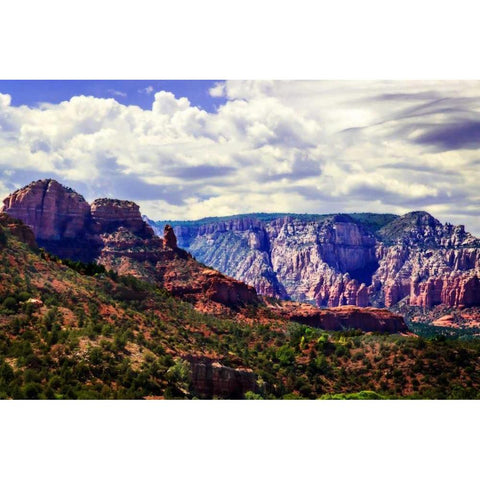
(1, 81, 480, 234)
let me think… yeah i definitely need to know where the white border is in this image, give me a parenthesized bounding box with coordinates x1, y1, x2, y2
(1, 0, 479, 478)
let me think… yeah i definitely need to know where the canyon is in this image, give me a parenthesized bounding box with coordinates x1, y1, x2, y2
(1, 179, 406, 334)
(148, 211, 480, 311)
(5, 179, 480, 317)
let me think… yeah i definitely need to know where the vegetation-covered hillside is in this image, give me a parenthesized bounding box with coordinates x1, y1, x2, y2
(150, 212, 399, 234)
(1, 220, 480, 399)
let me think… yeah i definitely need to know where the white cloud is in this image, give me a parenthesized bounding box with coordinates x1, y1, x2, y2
(138, 86, 154, 95)
(208, 82, 225, 98)
(1, 81, 480, 234)
(0, 93, 11, 108)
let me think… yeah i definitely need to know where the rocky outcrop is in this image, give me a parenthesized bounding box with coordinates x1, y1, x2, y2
(202, 270, 258, 307)
(1, 179, 156, 262)
(163, 224, 177, 249)
(280, 303, 407, 333)
(158, 261, 259, 310)
(190, 359, 259, 399)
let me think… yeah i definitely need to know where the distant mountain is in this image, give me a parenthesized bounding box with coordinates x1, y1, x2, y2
(147, 210, 480, 311)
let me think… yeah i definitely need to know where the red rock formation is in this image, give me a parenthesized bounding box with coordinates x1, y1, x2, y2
(158, 260, 259, 310)
(91, 198, 149, 235)
(2, 179, 90, 240)
(203, 270, 258, 307)
(282, 304, 407, 333)
(163, 224, 177, 249)
(1, 180, 264, 312)
(409, 273, 480, 308)
(190, 359, 259, 399)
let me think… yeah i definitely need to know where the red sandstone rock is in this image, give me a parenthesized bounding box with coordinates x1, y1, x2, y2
(2, 179, 90, 240)
(203, 270, 258, 307)
(189, 358, 259, 399)
(163, 224, 177, 249)
(282, 303, 407, 333)
(91, 198, 148, 235)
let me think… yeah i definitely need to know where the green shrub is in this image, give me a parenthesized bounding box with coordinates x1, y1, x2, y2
(17, 292, 31, 302)
(0, 228, 7, 246)
(245, 391, 263, 400)
(276, 345, 296, 366)
(166, 359, 191, 393)
(0, 362, 15, 383)
(2, 297, 18, 312)
(320, 390, 386, 400)
(22, 382, 43, 399)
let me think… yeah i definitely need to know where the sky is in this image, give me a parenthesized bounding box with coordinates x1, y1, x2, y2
(1, 79, 480, 234)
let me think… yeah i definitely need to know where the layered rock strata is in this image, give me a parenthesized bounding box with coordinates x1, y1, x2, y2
(2, 179, 90, 240)
(148, 211, 480, 310)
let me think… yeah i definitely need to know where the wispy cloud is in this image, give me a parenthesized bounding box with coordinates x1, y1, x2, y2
(107, 89, 127, 98)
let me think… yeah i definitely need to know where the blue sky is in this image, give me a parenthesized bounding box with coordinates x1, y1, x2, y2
(1, 80, 480, 235)
(0, 80, 225, 112)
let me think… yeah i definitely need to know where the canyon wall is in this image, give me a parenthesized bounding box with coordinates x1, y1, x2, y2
(149, 211, 480, 310)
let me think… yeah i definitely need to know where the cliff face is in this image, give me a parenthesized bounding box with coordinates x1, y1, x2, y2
(148, 211, 480, 310)
(373, 212, 480, 309)
(2, 179, 90, 241)
(149, 215, 381, 307)
(91, 198, 150, 235)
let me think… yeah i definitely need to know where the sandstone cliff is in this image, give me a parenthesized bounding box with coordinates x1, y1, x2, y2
(2, 179, 90, 241)
(189, 359, 259, 399)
